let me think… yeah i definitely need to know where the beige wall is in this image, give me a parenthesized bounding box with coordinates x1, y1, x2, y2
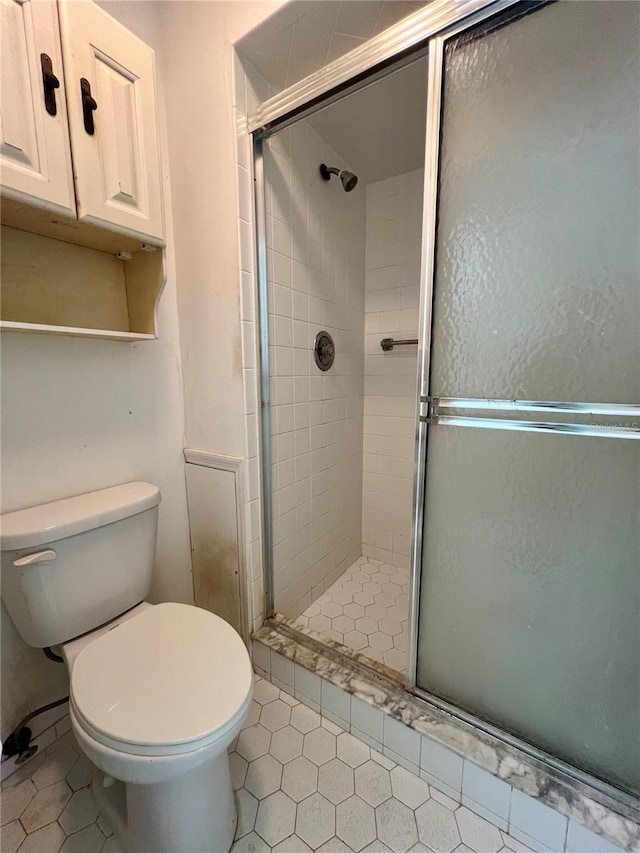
(0, 0, 193, 740)
(155, 0, 284, 457)
(154, 0, 285, 637)
(0, 0, 282, 742)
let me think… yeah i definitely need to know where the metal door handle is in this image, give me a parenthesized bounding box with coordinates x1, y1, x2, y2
(80, 78, 97, 135)
(40, 54, 60, 116)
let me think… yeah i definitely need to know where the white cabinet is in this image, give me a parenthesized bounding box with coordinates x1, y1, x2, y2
(58, 0, 164, 244)
(0, 0, 166, 341)
(0, 0, 164, 247)
(0, 0, 75, 216)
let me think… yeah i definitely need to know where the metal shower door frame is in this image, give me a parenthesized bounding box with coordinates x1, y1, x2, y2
(405, 0, 640, 690)
(405, 0, 640, 813)
(247, 0, 514, 136)
(404, 34, 444, 692)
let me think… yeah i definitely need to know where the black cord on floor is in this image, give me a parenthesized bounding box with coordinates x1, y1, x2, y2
(2, 647, 69, 762)
(2, 697, 69, 762)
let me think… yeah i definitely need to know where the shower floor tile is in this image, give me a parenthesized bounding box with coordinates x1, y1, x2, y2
(295, 556, 410, 673)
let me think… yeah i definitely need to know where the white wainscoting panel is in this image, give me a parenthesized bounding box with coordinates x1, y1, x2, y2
(184, 449, 249, 640)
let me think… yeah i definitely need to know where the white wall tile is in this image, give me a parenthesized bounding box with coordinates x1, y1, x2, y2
(252, 641, 271, 674)
(270, 652, 295, 693)
(350, 696, 384, 746)
(383, 715, 421, 765)
(243, 369, 257, 417)
(420, 736, 463, 798)
(419, 769, 460, 804)
(351, 727, 383, 753)
(362, 170, 423, 570)
(507, 827, 557, 853)
(239, 218, 255, 274)
(232, 51, 246, 112)
(321, 681, 351, 728)
(509, 789, 568, 853)
(265, 127, 365, 616)
(382, 745, 418, 777)
(462, 761, 511, 830)
(294, 664, 322, 710)
(237, 164, 253, 223)
(566, 820, 622, 853)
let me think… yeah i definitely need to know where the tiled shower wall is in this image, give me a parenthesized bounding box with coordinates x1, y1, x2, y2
(362, 170, 424, 569)
(234, 53, 423, 625)
(264, 123, 366, 618)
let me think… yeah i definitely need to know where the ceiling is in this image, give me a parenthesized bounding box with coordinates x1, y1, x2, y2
(307, 56, 428, 184)
(238, 1, 430, 185)
(237, 0, 428, 92)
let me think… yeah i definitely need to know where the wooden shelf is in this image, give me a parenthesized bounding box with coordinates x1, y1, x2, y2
(0, 320, 157, 342)
(0, 225, 165, 341)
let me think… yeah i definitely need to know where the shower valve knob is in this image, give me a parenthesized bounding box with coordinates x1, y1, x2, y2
(314, 331, 335, 371)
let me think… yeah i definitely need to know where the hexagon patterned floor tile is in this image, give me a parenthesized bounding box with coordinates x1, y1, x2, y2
(295, 556, 410, 672)
(1, 673, 536, 853)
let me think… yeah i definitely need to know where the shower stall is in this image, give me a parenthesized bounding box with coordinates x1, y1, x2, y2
(251, 0, 639, 809)
(258, 56, 428, 671)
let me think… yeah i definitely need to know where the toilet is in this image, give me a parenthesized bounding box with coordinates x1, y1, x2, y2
(0, 482, 253, 853)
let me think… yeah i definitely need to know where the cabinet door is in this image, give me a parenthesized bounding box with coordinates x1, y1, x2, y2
(0, 0, 75, 215)
(58, 0, 164, 245)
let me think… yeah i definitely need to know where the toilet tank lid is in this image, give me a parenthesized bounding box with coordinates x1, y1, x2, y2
(0, 482, 161, 551)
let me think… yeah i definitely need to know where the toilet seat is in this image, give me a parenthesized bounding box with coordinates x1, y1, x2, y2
(70, 603, 253, 757)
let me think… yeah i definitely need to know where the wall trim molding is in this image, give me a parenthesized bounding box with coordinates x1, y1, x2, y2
(184, 448, 244, 472)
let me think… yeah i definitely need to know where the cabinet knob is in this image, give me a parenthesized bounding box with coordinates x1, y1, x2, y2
(40, 54, 60, 116)
(80, 78, 98, 135)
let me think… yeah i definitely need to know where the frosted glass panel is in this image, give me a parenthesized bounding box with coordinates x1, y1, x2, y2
(417, 426, 640, 794)
(417, 1, 640, 797)
(430, 1, 640, 403)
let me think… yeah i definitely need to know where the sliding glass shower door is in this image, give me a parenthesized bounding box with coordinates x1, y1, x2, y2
(415, 1, 640, 795)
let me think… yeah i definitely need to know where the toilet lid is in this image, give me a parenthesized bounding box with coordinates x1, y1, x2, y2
(71, 603, 252, 749)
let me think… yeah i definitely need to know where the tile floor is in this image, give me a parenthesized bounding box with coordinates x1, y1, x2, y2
(1, 675, 534, 853)
(0, 730, 119, 853)
(295, 556, 409, 673)
(229, 676, 533, 853)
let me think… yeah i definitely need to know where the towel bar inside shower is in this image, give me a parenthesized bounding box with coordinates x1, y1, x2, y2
(380, 337, 419, 351)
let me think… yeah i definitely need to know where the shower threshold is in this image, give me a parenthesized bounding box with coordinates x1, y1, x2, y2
(294, 556, 409, 674)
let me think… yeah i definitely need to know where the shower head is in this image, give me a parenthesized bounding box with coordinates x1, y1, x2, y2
(340, 170, 358, 192)
(320, 163, 359, 192)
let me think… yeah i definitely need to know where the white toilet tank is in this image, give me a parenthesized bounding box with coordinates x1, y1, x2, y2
(0, 482, 161, 648)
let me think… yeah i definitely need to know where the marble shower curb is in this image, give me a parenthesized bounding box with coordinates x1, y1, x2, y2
(253, 616, 640, 852)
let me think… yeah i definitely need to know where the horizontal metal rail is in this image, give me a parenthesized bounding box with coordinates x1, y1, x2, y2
(425, 414, 640, 440)
(427, 397, 640, 417)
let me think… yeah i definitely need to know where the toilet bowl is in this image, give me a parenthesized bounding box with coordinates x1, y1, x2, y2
(63, 601, 253, 852)
(0, 482, 254, 852)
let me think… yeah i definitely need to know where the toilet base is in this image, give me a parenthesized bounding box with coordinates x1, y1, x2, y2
(92, 751, 237, 853)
